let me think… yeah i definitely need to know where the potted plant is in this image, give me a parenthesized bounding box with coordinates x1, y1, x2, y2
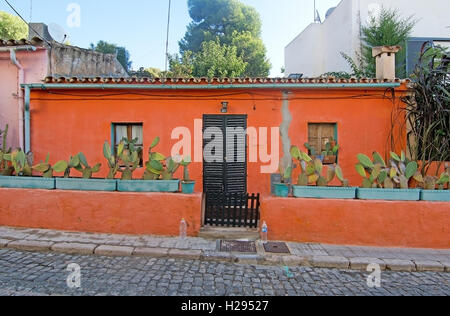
(180, 156, 195, 194)
(291, 146, 355, 199)
(55, 152, 115, 191)
(118, 137, 180, 192)
(273, 161, 292, 197)
(355, 151, 421, 201)
(33, 153, 68, 178)
(0, 149, 55, 189)
(304, 143, 323, 162)
(322, 139, 339, 165)
(420, 164, 450, 201)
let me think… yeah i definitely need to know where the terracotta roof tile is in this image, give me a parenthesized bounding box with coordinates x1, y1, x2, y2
(0, 37, 45, 47)
(40, 75, 409, 86)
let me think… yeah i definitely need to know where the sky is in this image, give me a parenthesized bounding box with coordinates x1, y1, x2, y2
(0, 0, 342, 76)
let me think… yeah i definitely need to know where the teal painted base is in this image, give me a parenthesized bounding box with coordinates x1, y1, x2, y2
(420, 190, 450, 202)
(117, 180, 180, 192)
(293, 186, 356, 199)
(356, 188, 421, 201)
(0, 176, 55, 190)
(273, 183, 289, 197)
(181, 181, 195, 194)
(56, 178, 117, 192)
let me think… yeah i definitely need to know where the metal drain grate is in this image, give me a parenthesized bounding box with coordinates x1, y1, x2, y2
(220, 240, 257, 253)
(263, 242, 291, 254)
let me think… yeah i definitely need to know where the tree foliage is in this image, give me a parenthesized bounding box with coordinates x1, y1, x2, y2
(91, 41, 132, 73)
(180, 0, 261, 53)
(129, 67, 164, 78)
(177, 0, 270, 78)
(0, 11, 28, 40)
(361, 8, 417, 78)
(192, 40, 247, 78)
(335, 8, 416, 79)
(168, 40, 247, 78)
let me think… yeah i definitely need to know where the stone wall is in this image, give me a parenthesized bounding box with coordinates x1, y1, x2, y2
(49, 42, 128, 78)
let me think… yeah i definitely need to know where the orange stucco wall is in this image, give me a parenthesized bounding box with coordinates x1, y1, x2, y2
(29, 86, 407, 195)
(0, 189, 202, 237)
(261, 197, 450, 249)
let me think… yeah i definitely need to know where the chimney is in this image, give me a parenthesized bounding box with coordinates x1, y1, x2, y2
(28, 23, 54, 42)
(372, 46, 401, 81)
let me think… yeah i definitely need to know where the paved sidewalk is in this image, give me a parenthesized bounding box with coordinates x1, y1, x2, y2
(0, 226, 448, 273)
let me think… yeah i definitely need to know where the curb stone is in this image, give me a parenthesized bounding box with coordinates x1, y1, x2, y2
(0, 239, 12, 248)
(201, 251, 233, 263)
(95, 245, 134, 257)
(51, 243, 97, 255)
(133, 247, 169, 258)
(311, 256, 350, 269)
(0, 236, 448, 273)
(384, 259, 416, 272)
(349, 257, 387, 270)
(440, 262, 450, 272)
(414, 260, 445, 272)
(168, 249, 202, 260)
(7, 240, 54, 252)
(281, 255, 311, 267)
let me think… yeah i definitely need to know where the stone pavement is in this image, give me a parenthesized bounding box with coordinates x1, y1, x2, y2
(0, 226, 449, 273)
(0, 249, 449, 296)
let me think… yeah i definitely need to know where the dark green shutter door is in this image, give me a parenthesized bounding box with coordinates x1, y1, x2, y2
(203, 115, 247, 193)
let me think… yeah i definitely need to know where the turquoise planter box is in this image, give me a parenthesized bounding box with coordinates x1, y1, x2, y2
(420, 190, 450, 202)
(293, 186, 357, 199)
(273, 183, 289, 197)
(356, 188, 421, 201)
(181, 181, 195, 194)
(117, 180, 180, 192)
(56, 178, 117, 192)
(0, 176, 55, 190)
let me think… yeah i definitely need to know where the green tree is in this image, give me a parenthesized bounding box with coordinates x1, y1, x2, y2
(360, 8, 417, 78)
(179, 0, 270, 77)
(168, 41, 247, 79)
(231, 31, 270, 77)
(192, 40, 247, 78)
(0, 11, 28, 40)
(168, 51, 194, 78)
(91, 40, 132, 73)
(332, 8, 417, 79)
(129, 67, 163, 78)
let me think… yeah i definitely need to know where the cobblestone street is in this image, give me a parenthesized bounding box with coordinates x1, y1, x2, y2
(0, 249, 448, 296)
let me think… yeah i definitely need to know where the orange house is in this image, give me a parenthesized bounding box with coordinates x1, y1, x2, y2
(0, 75, 447, 249)
(24, 76, 409, 196)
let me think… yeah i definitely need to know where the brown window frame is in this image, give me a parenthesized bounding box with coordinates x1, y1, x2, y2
(307, 123, 338, 165)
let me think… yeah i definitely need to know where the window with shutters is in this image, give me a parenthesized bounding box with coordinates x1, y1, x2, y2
(307, 123, 337, 164)
(113, 123, 144, 167)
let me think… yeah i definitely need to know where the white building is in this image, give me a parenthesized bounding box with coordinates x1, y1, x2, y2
(285, 0, 450, 78)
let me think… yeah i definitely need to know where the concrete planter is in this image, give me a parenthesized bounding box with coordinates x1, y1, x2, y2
(356, 188, 421, 201)
(56, 178, 117, 192)
(273, 183, 289, 197)
(293, 186, 357, 199)
(117, 180, 180, 192)
(181, 181, 195, 194)
(0, 176, 55, 190)
(420, 190, 450, 202)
